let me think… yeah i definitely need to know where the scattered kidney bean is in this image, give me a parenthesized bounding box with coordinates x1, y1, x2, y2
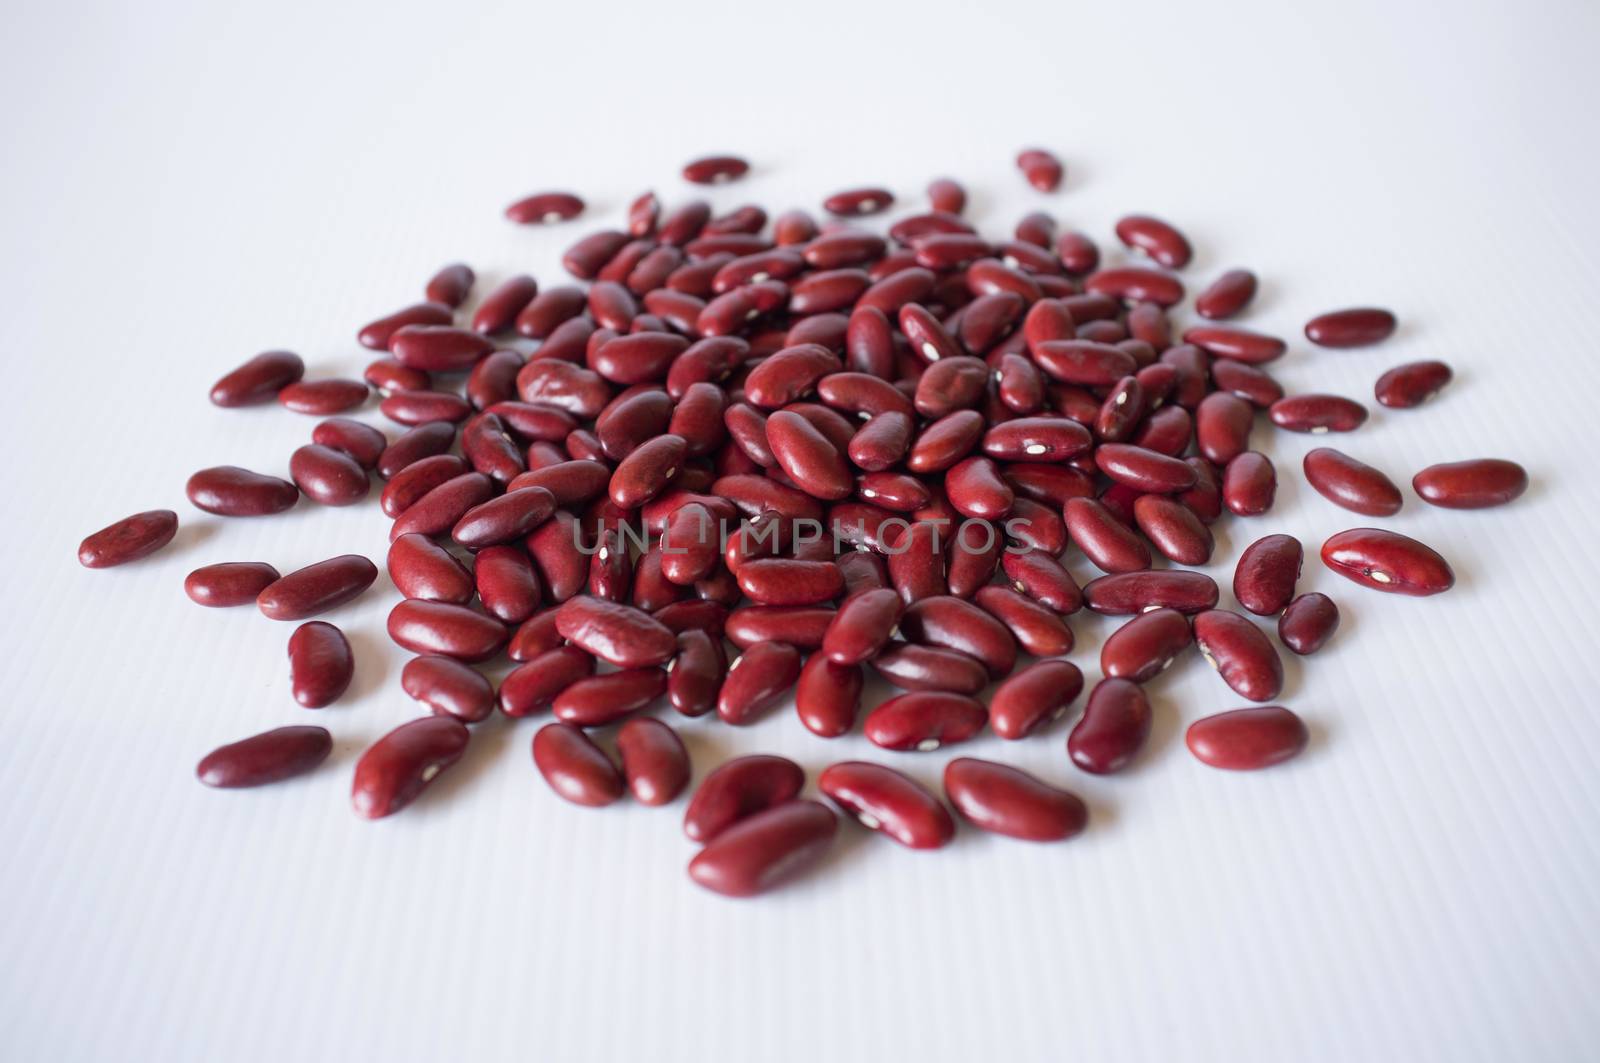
(824, 187, 894, 215)
(387, 599, 508, 661)
(505, 192, 583, 224)
(974, 586, 1073, 656)
(311, 418, 387, 469)
(1269, 394, 1368, 433)
(554, 667, 667, 727)
(499, 645, 595, 717)
(351, 716, 469, 819)
(290, 444, 369, 506)
(185, 561, 280, 606)
(873, 642, 989, 695)
(1115, 214, 1191, 269)
(556, 595, 677, 667)
(1016, 148, 1064, 192)
(1413, 459, 1528, 509)
(389, 472, 495, 541)
(1065, 497, 1151, 574)
(533, 722, 623, 807)
(864, 691, 987, 752)
(1195, 269, 1257, 320)
(1278, 592, 1340, 655)
(1375, 360, 1452, 408)
(1305, 307, 1396, 348)
(943, 758, 1086, 841)
(718, 642, 803, 725)
(1321, 528, 1455, 596)
(197, 726, 331, 789)
(210, 350, 305, 406)
(689, 800, 837, 897)
(1187, 707, 1308, 770)
(187, 466, 298, 516)
(1133, 494, 1214, 565)
(258, 555, 377, 620)
(1083, 570, 1219, 615)
(683, 755, 805, 843)
(1194, 609, 1284, 701)
(378, 422, 457, 480)
(1222, 452, 1277, 516)
(819, 762, 954, 849)
(1233, 534, 1303, 616)
(1100, 609, 1191, 682)
(1069, 678, 1152, 774)
(425, 263, 473, 308)
(278, 379, 369, 415)
(1303, 447, 1402, 516)
(287, 621, 353, 708)
(989, 660, 1084, 740)
(401, 655, 494, 723)
(78, 509, 178, 568)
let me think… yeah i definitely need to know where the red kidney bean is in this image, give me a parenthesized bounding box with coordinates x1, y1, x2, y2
(1209, 359, 1282, 408)
(380, 389, 473, 427)
(450, 486, 556, 549)
(1004, 464, 1094, 507)
(659, 201, 712, 246)
(716, 642, 802, 725)
(78, 509, 177, 568)
(388, 325, 492, 372)
(361, 304, 456, 355)
(1178, 457, 1223, 524)
(608, 718, 689, 806)
(715, 473, 823, 523)
(668, 386, 729, 458)
(706, 204, 766, 236)
(1375, 360, 1452, 409)
(913, 356, 988, 417)
(1114, 214, 1191, 269)
(1276, 594, 1339, 659)
(994, 354, 1043, 415)
(516, 360, 611, 419)
(513, 287, 584, 340)
(400, 655, 494, 723)
(845, 411, 913, 472)
(804, 231, 888, 270)
(1085, 268, 1183, 308)
(563, 230, 630, 279)
(1305, 307, 1396, 347)
(985, 660, 1082, 740)
(1413, 458, 1528, 509)
(689, 800, 836, 898)
(725, 402, 777, 467)
(590, 333, 686, 385)
(965, 259, 1042, 303)
(973, 586, 1072, 656)
(387, 599, 508, 661)
(901, 595, 1017, 677)
(922, 176, 965, 215)
(822, 587, 903, 665)
(289, 444, 368, 507)
(1023, 298, 1075, 352)
(379, 457, 465, 522)
(946, 520, 1002, 595)
(186, 466, 297, 517)
(1193, 609, 1283, 701)
(765, 410, 852, 500)
(425, 263, 473, 308)
(856, 267, 936, 318)
(258, 555, 376, 620)
(913, 233, 991, 271)
(474, 545, 541, 623)
(946, 456, 1015, 519)
(1182, 325, 1285, 364)
(1302, 447, 1401, 516)
(287, 621, 353, 708)
(499, 645, 595, 717)
(607, 433, 685, 508)
(352, 716, 469, 819)
(1095, 443, 1198, 494)
(554, 667, 667, 727)
(1223, 451, 1277, 516)
(311, 418, 387, 469)
(185, 561, 280, 607)
(623, 191, 659, 237)
(944, 758, 1085, 841)
(461, 414, 525, 484)
(1269, 394, 1368, 433)
(1100, 608, 1191, 682)
(1012, 211, 1054, 247)
(365, 359, 431, 397)
(1050, 231, 1096, 276)
(684, 755, 806, 843)
(865, 691, 986, 752)
(1083, 570, 1219, 615)
(587, 528, 631, 601)
(1093, 376, 1145, 442)
(736, 558, 843, 607)
(1132, 494, 1213, 565)
(210, 350, 305, 406)
(982, 416, 1093, 463)
(1187, 707, 1308, 770)
(466, 351, 524, 411)
(1194, 269, 1257, 320)
(1194, 392, 1253, 465)
(1015, 148, 1063, 191)
(505, 191, 583, 224)
(725, 605, 835, 649)
(997, 240, 1062, 276)
(377, 421, 455, 479)
(1068, 678, 1152, 774)
(786, 314, 849, 353)
(873, 642, 989, 694)
(550, 597, 673, 668)
(818, 762, 953, 850)
(677, 154, 747, 184)
(1032, 340, 1136, 387)
(1322, 527, 1455, 595)
(532, 722, 623, 807)
(1065, 497, 1150, 574)
(663, 629, 722, 717)
(796, 655, 863, 738)
(506, 608, 564, 662)
(904, 410, 983, 473)
(197, 725, 332, 789)
(823, 186, 894, 215)
(1000, 550, 1081, 614)
(1233, 534, 1302, 616)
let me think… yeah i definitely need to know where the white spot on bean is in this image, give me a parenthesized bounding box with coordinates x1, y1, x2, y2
(1311, 426, 1328, 434)
(1371, 570, 1393, 583)
(916, 738, 941, 752)
(1025, 443, 1048, 455)
(921, 342, 940, 360)
(542, 211, 562, 224)
(752, 272, 769, 283)
(857, 812, 881, 831)
(421, 765, 441, 783)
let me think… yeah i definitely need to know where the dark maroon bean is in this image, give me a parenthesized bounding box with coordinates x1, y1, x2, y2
(465, 351, 523, 410)
(380, 456, 466, 520)
(678, 154, 747, 184)
(689, 800, 836, 898)
(186, 466, 297, 517)
(1015, 148, 1063, 192)
(705, 204, 767, 236)
(377, 421, 455, 479)
(986, 660, 1083, 740)
(460, 413, 525, 484)
(717, 642, 802, 725)
(659, 200, 712, 246)
(865, 691, 986, 752)
(1303, 447, 1401, 516)
(901, 595, 1017, 677)
(450, 487, 555, 549)
(665, 629, 723, 718)
(1269, 394, 1368, 433)
(913, 233, 991, 271)
(608, 434, 686, 508)
(505, 192, 583, 224)
(563, 230, 630, 280)
(210, 350, 305, 406)
(946, 520, 1002, 596)
(387, 599, 507, 661)
(1376, 360, 1452, 409)
(554, 667, 667, 727)
(1005, 461, 1094, 508)
(533, 722, 623, 807)
(516, 360, 611, 418)
(351, 716, 469, 819)
(1209, 359, 1282, 408)
(1068, 678, 1152, 774)
(591, 332, 687, 384)
(1321, 527, 1454, 596)
(823, 186, 894, 215)
(1115, 214, 1191, 269)
(713, 250, 806, 293)
(287, 621, 353, 708)
(973, 586, 1072, 656)
(822, 587, 903, 665)
(913, 356, 987, 417)
(1032, 340, 1136, 387)
(289, 444, 368, 506)
(946, 456, 1015, 519)
(982, 416, 1093, 463)
(1179, 457, 1223, 524)
(1195, 269, 1257, 320)
(818, 762, 953, 850)
(1187, 707, 1308, 770)
(380, 389, 472, 426)
(725, 605, 835, 649)
(389, 325, 493, 372)
(78, 509, 177, 568)
(513, 287, 584, 339)
(311, 418, 387, 469)
(506, 608, 564, 662)
(1133, 494, 1213, 565)
(401, 655, 494, 723)
(184, 561, 279, 606)
(1053, 231, 1098, 275)
(425, 263, 473, 308)
(1193, 609, 1283, 701)
(846, 411, 913, 472)
(1065, 497, 1150, 574)
(365, 359, 431, 397)
(1195, 392, 1253, 464)
(358, 303, 454, 352)
(904, 410, 983, 473)
(1095, 444, 1197, 493)
(766, 410, 852, 500)
(944, 758, 1085, 841)
(1305, 307, 1396, 348)
(1223, 452, 1277, 516)
(1094, 376, 1145, 442)
(597, 390, 674, 459)
(1012, 210, 1054, 247)
(923, 177, 965, 215)
(1001, 549, 1081, 614)
(611, 717, 689, 806)
(1100, 608, 1191, 683)
(715, 473, 823, 524)
(736, 558, 843, 607)
(1083, 570, 1219, 615)
(1085, 268, 1183, 307)
(873, 642, 989, 695)
(796, 655, 863, 738)
(1234, 534, 1302, 616)
(389, 472, 493, 542)
(555, 595, 677, 667)
(1183, 326, 1285, 364)
(857, 266, 936, 317)
(684, 755, 805, 842)
(1278, 593, 1339, 657)
(474, 545, 541, 624)
(258, 555, 376, 621)
(499, 645, 595, 716)
(842, 306, 895, 378)
(197, 726, 331, 789)
(1413, 459, 1528, 509)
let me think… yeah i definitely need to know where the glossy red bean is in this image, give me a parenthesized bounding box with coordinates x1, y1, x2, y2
(985, 660, 1083, 740)
(608, 434, 686, 508)
(377, 421, 455, 479)
(683, 755, 806, 843)
(1068, 678, 1152, 774)
(532, 722, 623, 807)
(387, 599, 508, 661)
(689, 800, 837, 898)
(944, 758, 1086, 841)
(945, 456, 1014, 520)
(1233, 534, 1302, 616)
(388, 325, 492, 372)
(1132, 494, 1213, 565)
(351, 716, 469, 819)
(1183, 326, 1285, 364)
(1179, 457, 1223, 523)
(609, 718, 689, 806)
(563, 230, 630, 280)
(872, 642, 988, 695)
(78, 509, 177, 568)
(1054, 231, 1098, 275)
(554, 667, 667, 727)
(197, 725, 332, 789)
(818, 762, 953, 850)
(681, 154, 749, 184)
(1195, 392, 1253, 465)
(288, 444, 368, 506)
(1015, 148, 1063, 192)
(1413, 459, 1528, 509)
(724, 605, 835, 649)
(310, 418, 387, 470)
(973, 586, 1072, 656)
(734, 558, 842, 607)
(400, 655, 494, 723)
(258, 555, 376, 620)
(923, 177, 965, 214)
(552, 596, 673, 667)
(865, 691, 986, 752)
(765, 410, 852, 500)
(1223, 452, 1277, 516)
(821, 587, 903, 665)
(1305, 307, 1396, 348)
(186, 466, 297, 517)
(1083, 570, 1219, 615)
(1095, 444, 1197, 494)
(1065, 497, 1150, 574)
(823, 187, 893, 215)
(901, 595, 1017, 677)
(358, 303, 454, 351)
(1210, 359, 1283, 408)
(982, 416, 1093, 463)
(184, 561, 280, 607)
(450, 486, 556, 549)
(505, 608, 565, 662)
(716, 642, 802, 725)
(1085, 268, 1183, 308)
(505, 192, 583, 224)
(1195, 269, 1257, 320)
(287, 621, 353, 708)
(1193, 609, 1283, 701)
(1187, 707, 1308, 770)
(1303, 447, 1401, 516)
(365, 359, 431, 397)
(465, 352, 523, 411)
(1322, 527, 1455, 595)
(1032, 340, 1137, 386)
(425, 263, 473, 308)
(1269, 394, 1368, 433)
(1000, 549, 1082, 614)
(210, 350, 305, 406)
(661, 630, 720, 718)
(473, 545, 540, 623)
(380, 389, 473, 427)
(1100, 608, 1191, 682)
(499, 645, 595, 716)
(1115, 214, 1191, 269)
(1375, 360, 1452, 408)
(795, 655, 863, 738)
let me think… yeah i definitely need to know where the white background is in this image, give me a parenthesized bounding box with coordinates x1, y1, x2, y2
(3, 0, 1598, 1059)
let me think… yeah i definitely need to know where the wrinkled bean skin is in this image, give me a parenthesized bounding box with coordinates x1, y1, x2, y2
(196, 726, 331, 789)
(1100, 609, 1191, 682)
(1320, 528, 1455, 596)
(864, 691, 987, 752)
(796, 655, 863, 737)
(1187, 707, 1309, 770)
(1068, 678, 1153, 774)
(1083, 571, 1220, 615)
(818, 762, 955, 849)
(718, 642, 803, 725)
(210, 350, 305, 406)
(386, 599, 508, 661)
(615, 717, 690, 805)
(554, 668, 667, 727)
(533, 722, 624, 807)
(78, 509, 178, 568)
(943, 758, 1087, 842)
(1195, 269, 1257, 320)
(1268, 394, 1368, 433)
(1303, 447, 1402, 516)
(1233, 534, 1303, 616)
(1413, 459, 1528, 509)
(684, 755, 806, 843)
(185, 561, 280, 606)
(258, 555, 378, 620)
(401, 655, 495, 723)
(1304, 307, 1396, 348)
(1278, 592, 1340, 655)
(989, 660, 1084, 740)
(688, 800, 838, 898)
(1375, 360, 1452, 408)
(1193, 609, 1284, 702)
(556, 596, 677, 667)
(351, 716, 469, 819)
(187, 466, 299, 516)
(498, 645, 595, 717)
(287, 621, 354, 708)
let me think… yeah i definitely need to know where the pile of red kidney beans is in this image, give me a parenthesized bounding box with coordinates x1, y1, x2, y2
(78, 149, 1528, 897)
